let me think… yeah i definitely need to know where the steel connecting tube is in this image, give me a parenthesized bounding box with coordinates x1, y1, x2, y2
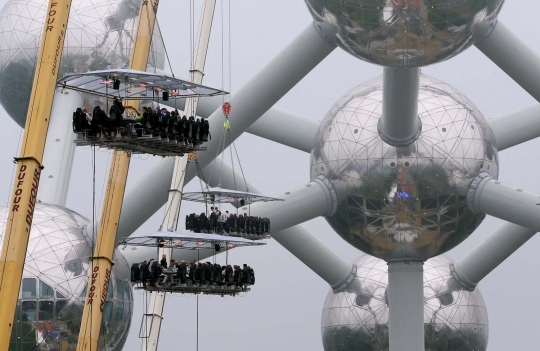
(467, 173, 540, 232)
(388, 262, 425, 351)
(452, 222, 536, 291)
(378, 67, 422, 147)
(0, 0, 73, 347)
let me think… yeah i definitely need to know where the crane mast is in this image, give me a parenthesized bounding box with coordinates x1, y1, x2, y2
(141, 2, 217, 350)
(0, 0, 74, 348)
(76, 1, 160, 350)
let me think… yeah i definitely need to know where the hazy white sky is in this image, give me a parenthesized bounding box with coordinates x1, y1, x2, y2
(1, 0, 540, 350)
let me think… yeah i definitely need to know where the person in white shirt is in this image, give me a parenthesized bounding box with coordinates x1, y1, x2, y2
(83, 107, 92, 124)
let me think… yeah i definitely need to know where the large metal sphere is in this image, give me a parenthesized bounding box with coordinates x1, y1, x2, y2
(304, 0, 505, 67)
(310, 75, 498, 261)
(0, 203, 133, 351)
(322, 255, 489, 350)
(0, 0, 166, 126)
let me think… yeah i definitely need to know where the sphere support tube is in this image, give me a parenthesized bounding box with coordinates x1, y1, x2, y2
(38, 88, 84, 206)
(116, 23, 336, 241)
(476, 21, 540, 103)
(185, 22, 336, 181)
(378, 67, 421, 146)
(468, 174, 540, 232)
(388, 262, 425, 351)
(488, 104, 540, 151)
(452, 222, 536, 291)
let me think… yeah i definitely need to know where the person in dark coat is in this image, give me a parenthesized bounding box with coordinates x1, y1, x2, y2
(199, 213, 209, 233)
(150, 261, 162, 286)
(188, 261, 196, 283)
(188, 213, 196, 231)
(131, 263, 140, 283)
(182, 116, 191, 143)
(200, 118, 210, 142)
(233, 265, 242, 286)
(204, 262, 212, 283)
(237, 214, 245, 234)
(149, 109, 160, 131)
(225, 265, 233, 285)
(195, 263, 203, 285)
(226, 214, 235, 233)
(213, 263, 222, 285)
(160, 254, 168, 268)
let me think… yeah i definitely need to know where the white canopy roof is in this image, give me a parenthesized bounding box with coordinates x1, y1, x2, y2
(58, 69, 228, 100)
(182, 187, 283, 204)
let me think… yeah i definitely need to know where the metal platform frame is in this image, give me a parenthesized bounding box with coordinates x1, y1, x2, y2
(74, 129, 206, 157)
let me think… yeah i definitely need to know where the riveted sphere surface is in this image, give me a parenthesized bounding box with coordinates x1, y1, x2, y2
(322, 255, 489, 350)
(0, 203, 133, 351)
(310, 75, 498, 261)
(0, 0, 166, 126)
(304, 0, 505, 67)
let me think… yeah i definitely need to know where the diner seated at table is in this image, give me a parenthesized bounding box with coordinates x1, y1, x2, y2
(185, 211, 270, 237)
(72, 103, 210, 145)
(131, 258, 255, 288)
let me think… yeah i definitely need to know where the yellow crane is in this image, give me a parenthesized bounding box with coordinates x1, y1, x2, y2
(0, 0, 74, 348)
(76, 1, 160, 350)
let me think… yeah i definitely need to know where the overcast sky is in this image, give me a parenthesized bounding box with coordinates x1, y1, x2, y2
(1, 0, 540, 350)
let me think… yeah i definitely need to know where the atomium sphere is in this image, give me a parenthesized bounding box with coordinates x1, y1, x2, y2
(304, 0, 505, 67)
(0, 0, 166, 126)
(310, 75, 498, 261)
(322, 255, 488, 351)
(0, 203, 133, 351)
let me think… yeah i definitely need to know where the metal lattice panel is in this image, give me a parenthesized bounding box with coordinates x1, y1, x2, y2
(321, 255, 488, 351)
(0, 203, 133, 351)
(311, 74, 499, 261)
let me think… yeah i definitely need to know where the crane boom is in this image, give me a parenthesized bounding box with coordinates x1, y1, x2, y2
(0, 0, 74, 348)
(141, 2, 217, 350)
(76, 1, 159, 350)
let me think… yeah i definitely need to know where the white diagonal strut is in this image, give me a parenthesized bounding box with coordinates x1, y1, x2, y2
(160, 96, 320, 152)
(184, 23, 335, 181)
(142, 2, 217, 351)
(476, 21, 540, 103)
(115, 22, 335, 241)
(37, 88, 84, 205)
(488, 104, 540, 151)
(452, 222, 536, 291)
(467, 173, 540, 232)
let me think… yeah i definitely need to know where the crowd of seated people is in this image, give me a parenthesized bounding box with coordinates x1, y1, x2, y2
(185, 207, 270, 236)
(72, 99, 210, 145)
(131, 255, 255, 289)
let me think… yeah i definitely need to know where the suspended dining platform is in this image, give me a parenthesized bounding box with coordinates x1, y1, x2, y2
(60, 69, 228, 156)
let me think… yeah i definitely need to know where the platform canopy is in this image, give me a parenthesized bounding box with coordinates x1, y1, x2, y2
(119, 230, 266, 250)
(181, 187, 284, 204)
(58, 69, 228, 100)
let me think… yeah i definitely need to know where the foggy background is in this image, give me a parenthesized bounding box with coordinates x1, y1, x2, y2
(0, 0, 539, 350)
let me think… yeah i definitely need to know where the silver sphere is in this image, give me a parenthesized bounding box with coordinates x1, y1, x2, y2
(322, 255, 489, 350)
(0, 0, 166, 126)
(310, 75, 498, 261)
(0, 203, 133, 351)
(304, 0, 505, 67)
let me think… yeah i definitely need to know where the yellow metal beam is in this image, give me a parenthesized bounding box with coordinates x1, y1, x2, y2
(76, 1, 159, 350)
(0, 0, 73, 347)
